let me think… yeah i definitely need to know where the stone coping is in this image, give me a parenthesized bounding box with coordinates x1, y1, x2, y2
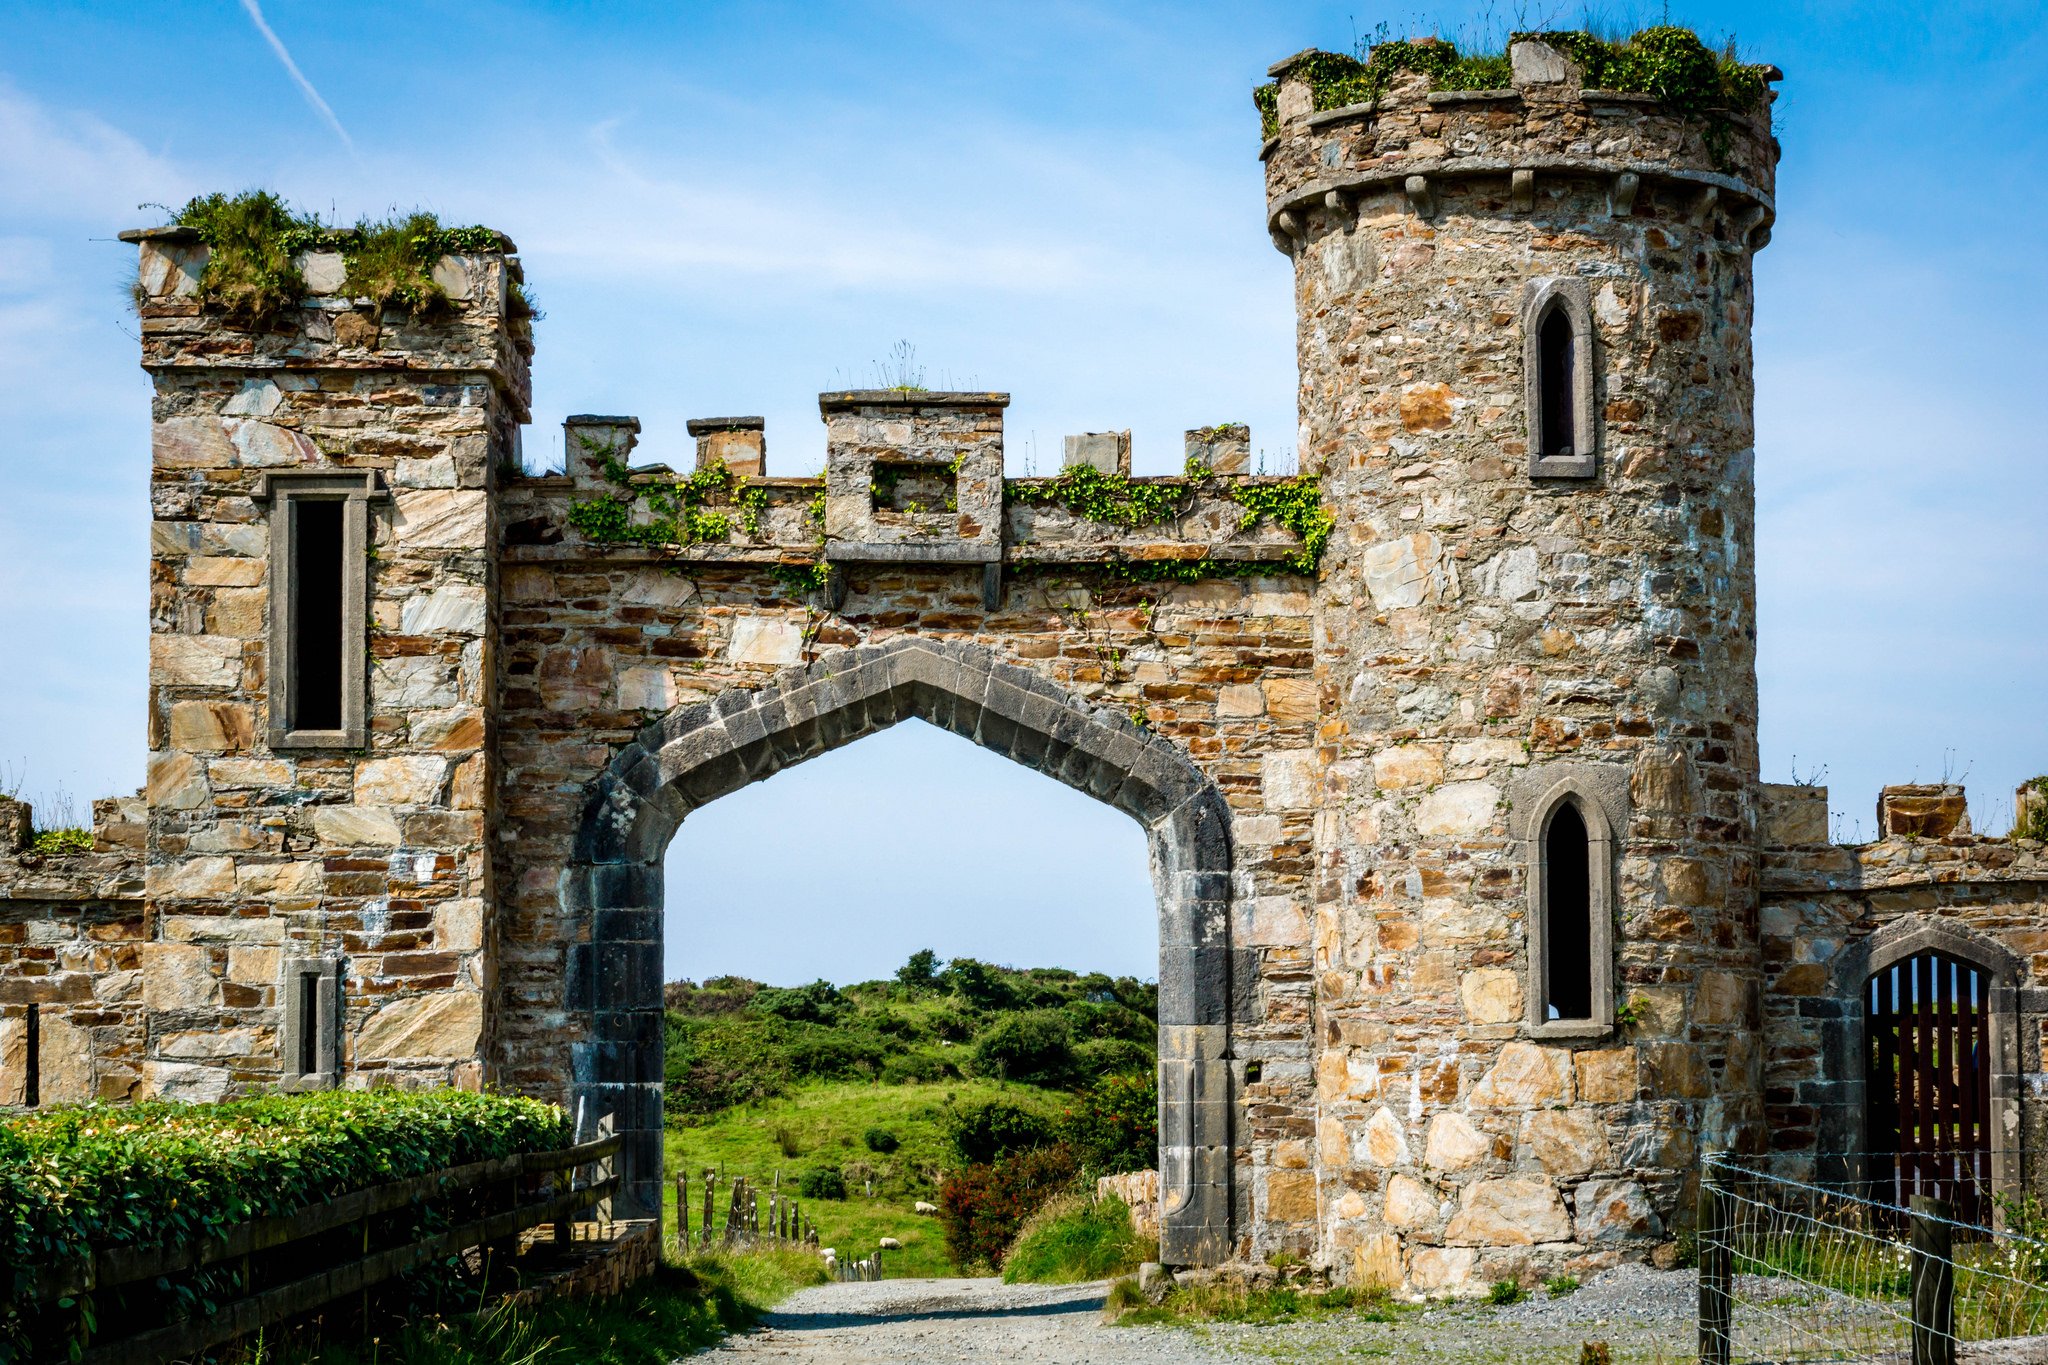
(685, 416, 764, 434)
(119, 224, 520, 253)
(0, 850, 144, 903)
(1762, 834, 2048, 897)
(817, 390, 1009, 412)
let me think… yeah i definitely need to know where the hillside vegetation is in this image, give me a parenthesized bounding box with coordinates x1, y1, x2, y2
(663, 954, 1161, 1277)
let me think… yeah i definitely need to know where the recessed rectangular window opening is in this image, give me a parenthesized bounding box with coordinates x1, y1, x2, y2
(290, 499, 346, 732)
(296, 970, 321, 1076)
(261, 473, 382, 749)
(281, 956, 341, 1090)
(24, 1003, 39, 1108)
(1544, 803, 1593, 1020)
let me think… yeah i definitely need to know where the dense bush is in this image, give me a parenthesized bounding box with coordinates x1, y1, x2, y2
(751, 980, 845, 1025)
(970, 1010, 1075, 1086)
(1002, 1193, 1154, 1284)
(796, 1166, 848, 1200)
(937, 1145, 1080, 1270)
(944, 1100, 1055, 1166)
(1072, 1038, 1153, 1081)
(1, 1090, 566, 1357)
(1058, 1070, 1159, 1175)
(863, 1127, 901, 1154)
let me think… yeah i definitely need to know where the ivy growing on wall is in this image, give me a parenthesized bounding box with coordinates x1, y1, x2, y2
(1252, 26, 1769, 153)
(1010, 468, 1332, 580)
(565, 436, 770, 548)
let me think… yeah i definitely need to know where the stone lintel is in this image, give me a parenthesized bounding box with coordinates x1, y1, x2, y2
(817, 390, 1009, 412)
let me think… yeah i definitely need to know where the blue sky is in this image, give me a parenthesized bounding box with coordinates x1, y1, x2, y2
(1, 1, 2041, 985)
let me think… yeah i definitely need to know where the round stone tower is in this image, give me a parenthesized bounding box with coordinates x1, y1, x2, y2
(1261, 36, 1779, 1289)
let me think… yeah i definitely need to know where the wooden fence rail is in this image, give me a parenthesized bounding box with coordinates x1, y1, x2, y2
(25, 1132, 621, 1365)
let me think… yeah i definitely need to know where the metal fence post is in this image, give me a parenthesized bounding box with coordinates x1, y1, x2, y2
(1699, 1159, 1733, 1365)
(1909, 1195, 1955, 1365)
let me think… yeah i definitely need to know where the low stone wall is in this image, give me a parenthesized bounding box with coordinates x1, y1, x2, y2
(507, 1219, 658, 1304)
(1098, 1169, 1160, 1242)
(0, 796, 146, 1105)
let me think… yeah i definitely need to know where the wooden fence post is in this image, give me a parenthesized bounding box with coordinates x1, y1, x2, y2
(676, 1171, 689, 1253)
(1909, 1195, 1956, 1365)
(1698, 1160, 1732, 1365)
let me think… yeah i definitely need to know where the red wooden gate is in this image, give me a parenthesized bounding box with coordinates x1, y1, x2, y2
(1865, 949, 1989, 1223)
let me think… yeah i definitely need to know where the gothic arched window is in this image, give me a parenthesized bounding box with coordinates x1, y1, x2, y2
(1526, 779, 1615, 1037)
(1523, 279, 1597, 479)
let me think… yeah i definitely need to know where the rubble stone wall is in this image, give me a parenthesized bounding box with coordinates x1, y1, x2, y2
(1267, 39, 1777, 1292)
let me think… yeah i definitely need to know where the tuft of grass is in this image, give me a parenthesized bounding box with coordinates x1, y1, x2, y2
(1546, 1273, 1582, 1297)
(241, 1249, 824, 1365)
(1489, 1278, 1527, 1305)
(341, 211, 457, 318)
(171, 190, 320, 327)
(1105, 1276, 1397, 1326)
(1002, 1193, 1155, 1285)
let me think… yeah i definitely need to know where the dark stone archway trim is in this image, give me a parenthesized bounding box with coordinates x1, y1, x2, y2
(562, 636, 1239, 1264)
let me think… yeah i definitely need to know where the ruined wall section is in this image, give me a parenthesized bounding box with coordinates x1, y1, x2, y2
(1758, 782, 2048, 1189)
(0, 796, 145, 1106)
(127, 227, 529, 1099)
(1268, 43, 1778, 1290)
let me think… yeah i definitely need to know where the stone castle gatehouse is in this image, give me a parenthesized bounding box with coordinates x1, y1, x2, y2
(3, 38, 2044, 1290)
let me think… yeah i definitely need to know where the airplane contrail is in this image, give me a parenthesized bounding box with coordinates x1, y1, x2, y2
(239, 0, 354, 152)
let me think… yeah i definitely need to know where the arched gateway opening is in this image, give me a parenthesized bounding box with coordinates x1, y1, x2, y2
(564, 637, 1237, 1264)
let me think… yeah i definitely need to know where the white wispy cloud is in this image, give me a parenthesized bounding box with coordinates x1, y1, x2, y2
(0, 80, 187, 221)
(239, 0, 355, 152)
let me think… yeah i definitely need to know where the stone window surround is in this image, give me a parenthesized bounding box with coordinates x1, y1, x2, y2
(255, 472, 386, 750)
(1523, 773, 1618, 1041)
(1522, 277, 1598, 480)
(1818, 917, 2024, 1197)
(562, 636, 1240, 1265)
(278, 956, 342, 1092)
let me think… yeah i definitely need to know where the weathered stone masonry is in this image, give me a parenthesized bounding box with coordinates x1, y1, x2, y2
(4, 34, 2046, 1294)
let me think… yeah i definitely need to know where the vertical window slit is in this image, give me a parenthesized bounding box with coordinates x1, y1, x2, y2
(290, 499, 345, 732)
(24, 1003, 39, 1108)
(297, 972, 320, 1076)
(1545, 803, 1592, 1020)
(1538, 305, 1576, 458)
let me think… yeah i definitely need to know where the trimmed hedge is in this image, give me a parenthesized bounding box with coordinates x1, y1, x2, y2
(1, 1089, 568, 1354)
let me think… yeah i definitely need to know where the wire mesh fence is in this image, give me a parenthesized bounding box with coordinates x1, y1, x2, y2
(1699, 1153, 2048, 1365)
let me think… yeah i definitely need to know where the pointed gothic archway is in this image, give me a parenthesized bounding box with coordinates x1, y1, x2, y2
(561, 636, 1239, 1264)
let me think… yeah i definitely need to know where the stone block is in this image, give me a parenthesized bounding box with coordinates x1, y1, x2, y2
(1461, 967, 1522, 1024)
(168, 700, 255, 752)
(354, 990, 483, 1061)
(1409, 1246, 1477, 1294)
(237, 860, 322, 897)
(354, 756, 448, 807)
(148, 750, 210, 809)
(1471, 1041, 1574, 1107)
(393, 490, 487, 549)
(1521, 1110, 1610, 1176)
(1414, 781, 1498, 837)
(39, 1013, 95, 1104)
(1362, 533, 1452, 610)
(1361, 1106, 1410, 1166)
(728, 617, 805, 666)
(1261, 676, 1317, 722)
(141, 944, 218, 1010)
(152, 856, 237, 899)
(1425, 1111, 1491, 1171)
(1445, 1177, 1570, 1246)
(1572, 1179, 1662, 1243)
(1760, 782, 1830, 846)
(1511, 39, 1570, 85)
(1878, 784, 1969, 838)
(151, 634, 242, 688)
(1355, 1231, 1406, 1290)
(400, 586, 488, 636)
(1264, 1168, 1317, 1222)
(1574, 1048, 1636, 1103)
(312, 805, 403, 847)
(1184, 424, 1248, 474)
(1384, 1173, 1438, 1228)
(1062, 430, 1130, 475)
(1374, 744, 1443, 790)
(164, 915, 284, 944)
(1261, 749, 1318, 810)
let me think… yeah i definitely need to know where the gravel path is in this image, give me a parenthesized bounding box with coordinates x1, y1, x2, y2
(691, 1277, 1237, 1363)
(688, 1266, 1703, 1364)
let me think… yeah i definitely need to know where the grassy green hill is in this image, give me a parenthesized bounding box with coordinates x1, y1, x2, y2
(660, 954, 1159, 1277)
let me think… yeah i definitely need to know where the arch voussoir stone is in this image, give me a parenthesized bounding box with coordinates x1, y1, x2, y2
(565, 636, 1237, 1261)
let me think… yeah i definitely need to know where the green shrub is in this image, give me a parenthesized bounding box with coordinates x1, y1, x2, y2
(1058, 1070, 1158, 1175)
(941, 957, 1017, 1009)
(797, 1166, 847, 1200)
(895, 949, 940, 991)
(879, 1051, 955, 1085)
(971, 1010, 1075, 1086)
(944, 1100, 1055, 1166)
(863, 1127, 901, 1154)
(26, 828, 91, 856)
(1489, 1278, 1526, 1305)
(1, 1090, 566, 1356)
(1002, 1193, 1154, 1283)
(1546, 1273, 1581, 1296)
(752, 980, 846, 1025)
(936, 1144, 1079, 1270)
(1072, 1037, 1154, 1082)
